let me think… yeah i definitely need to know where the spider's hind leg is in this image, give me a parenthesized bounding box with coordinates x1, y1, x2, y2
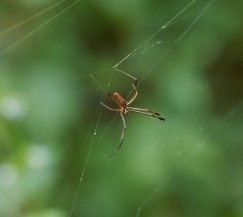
(129, 107, 165, 121)
(104, 113, 126, 157)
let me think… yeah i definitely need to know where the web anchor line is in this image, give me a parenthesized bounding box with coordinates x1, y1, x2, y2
(134, 1, 218, 216)
(112, 0, 197, 69)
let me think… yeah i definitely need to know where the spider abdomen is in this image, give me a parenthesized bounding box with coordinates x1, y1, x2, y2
(112, 92, 129, 115)
(112, 92, 127, 107)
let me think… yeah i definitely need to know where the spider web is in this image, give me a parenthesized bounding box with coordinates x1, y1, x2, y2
(1, 0, 243, 217)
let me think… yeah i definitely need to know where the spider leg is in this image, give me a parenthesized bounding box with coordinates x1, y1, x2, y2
(114, 68, 138, 85)
(100, 102, 120, 112)
(129, 107, 165, 121)
(127, 83, 138, 105)
(128, 107, 161, 116)
(114, 68, 138, 105)
(104, 113, 126, 156)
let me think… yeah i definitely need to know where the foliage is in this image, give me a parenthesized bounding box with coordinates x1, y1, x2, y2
(0, 0, 243, 217)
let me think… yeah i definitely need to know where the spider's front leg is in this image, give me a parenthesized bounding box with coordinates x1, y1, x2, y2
(114, 68, 138, 87)
(100, 102, 120, 112)
(127, 81, 138, 105)
(132, 77, 138, 88)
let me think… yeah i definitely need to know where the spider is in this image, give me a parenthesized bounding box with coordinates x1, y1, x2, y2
(101, 71, 165, 156)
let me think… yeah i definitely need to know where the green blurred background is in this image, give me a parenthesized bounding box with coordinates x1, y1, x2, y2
(1, 0, 243, 217)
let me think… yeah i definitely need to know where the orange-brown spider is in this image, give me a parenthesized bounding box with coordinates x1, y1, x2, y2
(101, 72, 165, 155)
